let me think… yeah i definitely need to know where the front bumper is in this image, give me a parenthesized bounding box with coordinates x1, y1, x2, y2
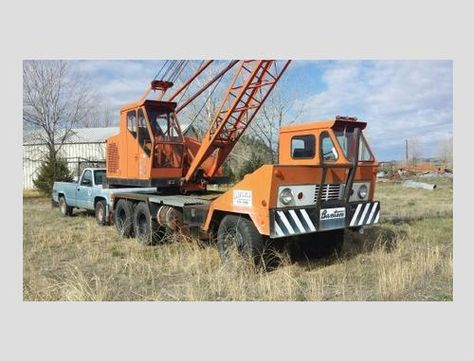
(270, 201, 380, 238)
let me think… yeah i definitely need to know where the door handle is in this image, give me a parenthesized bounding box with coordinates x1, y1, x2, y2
(77, 188, 80, 191)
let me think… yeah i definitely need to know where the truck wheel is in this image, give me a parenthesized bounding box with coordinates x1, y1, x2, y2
(299, 229, 345, 258)
(58, 196, 73, 217)
(217, 215, 266, 266)
(133, 202, 164, 245)
(95, 200, 107, 226)
(114, 199, 134, 237)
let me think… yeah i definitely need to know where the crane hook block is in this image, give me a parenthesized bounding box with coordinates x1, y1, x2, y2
(151, 80, 174, 91)
(336, 115, 358, 121)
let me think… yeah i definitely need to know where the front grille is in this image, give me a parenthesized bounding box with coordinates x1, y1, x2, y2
(314, 184, 344, 202)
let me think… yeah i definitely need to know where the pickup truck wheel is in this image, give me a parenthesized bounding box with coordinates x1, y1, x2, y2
(133, 202, 164, 246)
(95, 200, 107, 226)
(217, 215, 266, 266)
(58, 196, 73, 217)
(114, 199, 134, 237)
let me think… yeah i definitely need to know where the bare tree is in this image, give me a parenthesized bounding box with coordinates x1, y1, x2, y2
(438, 136, 453, 169)
(407, 138, 423, 165)
(81, 97, 116, 128)
(23, 60, 95, 160)
(249, 83, 306, 163)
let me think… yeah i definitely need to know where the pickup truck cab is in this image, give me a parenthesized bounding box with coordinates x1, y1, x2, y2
(52, 168, 156, 225)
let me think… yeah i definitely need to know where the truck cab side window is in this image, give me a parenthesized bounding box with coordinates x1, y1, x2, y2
(321, 133, 338, 162)
(81, 170, 92, 186)
(127, 111, 137, 138)
(291, 135, 315, 158)
(359, 134, 374, 161)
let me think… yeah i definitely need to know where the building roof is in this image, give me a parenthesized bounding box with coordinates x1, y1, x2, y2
(23, 123, 195, 145)
(23, 127, 120, 145)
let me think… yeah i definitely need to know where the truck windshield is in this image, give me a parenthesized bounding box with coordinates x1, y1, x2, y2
(334, 129, 374, 162)
(94, 170, 106, 186)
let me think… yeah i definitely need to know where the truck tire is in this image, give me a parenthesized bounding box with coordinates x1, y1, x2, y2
(58, 196, 73, 217)
(299, 229, 345, 259)
(217, 215, 266, 266)
(132, 202, 164, 245)
(114, 199, 134, 237)
(95, 199, 107, 226)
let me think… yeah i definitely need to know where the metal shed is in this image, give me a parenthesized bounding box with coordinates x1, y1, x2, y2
(23, 127, 119, 189)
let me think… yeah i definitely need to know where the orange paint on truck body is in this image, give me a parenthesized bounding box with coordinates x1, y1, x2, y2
(204, 119, 378, 236)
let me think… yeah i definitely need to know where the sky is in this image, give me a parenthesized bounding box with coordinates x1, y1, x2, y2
(73, 60, 452, 161)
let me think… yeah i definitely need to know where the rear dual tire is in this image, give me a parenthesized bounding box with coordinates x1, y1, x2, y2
(132, 202, 166, 245)
(114, 200, 165, 245)
(114, 199, 134, 237)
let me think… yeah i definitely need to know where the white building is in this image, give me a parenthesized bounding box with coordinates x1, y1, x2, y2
(23, 127, 119, 189)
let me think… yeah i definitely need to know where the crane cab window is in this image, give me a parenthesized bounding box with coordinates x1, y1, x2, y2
(127, 111, 137, 138)
(147, 107, 182, 141)
(137, 109, 152, 156)
(291, 135, 315, 159)
(321, 132, 338, 162)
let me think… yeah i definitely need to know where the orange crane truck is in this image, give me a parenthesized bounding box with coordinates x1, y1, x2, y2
(91, 60, 380, 264)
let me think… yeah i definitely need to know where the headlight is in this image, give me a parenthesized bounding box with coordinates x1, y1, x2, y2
(279, 188, 294, 205)
(358, 184, 368, 199)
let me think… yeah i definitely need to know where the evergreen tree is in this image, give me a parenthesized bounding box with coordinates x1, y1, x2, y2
(33, 156, 73, 195)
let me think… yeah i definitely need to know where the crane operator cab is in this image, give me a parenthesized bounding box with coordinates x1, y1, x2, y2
(106, 99, 186, 188)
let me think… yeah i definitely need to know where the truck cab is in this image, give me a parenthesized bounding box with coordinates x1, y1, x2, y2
(204, 116, 379, 249)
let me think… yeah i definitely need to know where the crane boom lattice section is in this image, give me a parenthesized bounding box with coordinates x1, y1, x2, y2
(184, 60, 291, 182)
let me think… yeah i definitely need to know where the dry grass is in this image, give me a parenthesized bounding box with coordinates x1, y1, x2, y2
(23, 177, 453, 301)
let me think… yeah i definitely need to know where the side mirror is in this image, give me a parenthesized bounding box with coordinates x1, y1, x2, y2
(82, 178, 91, 185)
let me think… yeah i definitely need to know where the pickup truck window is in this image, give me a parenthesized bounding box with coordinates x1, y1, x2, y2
(94, 170, 106, 186)
(81, 170, 92, 186)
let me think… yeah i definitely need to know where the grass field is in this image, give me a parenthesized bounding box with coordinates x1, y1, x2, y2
(23, 177, 453, 301)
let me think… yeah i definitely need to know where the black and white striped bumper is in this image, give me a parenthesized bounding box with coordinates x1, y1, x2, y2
(270, 201, 380, 239)
(349, 201, 380, 228)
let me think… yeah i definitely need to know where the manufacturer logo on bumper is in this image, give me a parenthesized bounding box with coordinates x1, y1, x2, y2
(320, 207, 345, 220)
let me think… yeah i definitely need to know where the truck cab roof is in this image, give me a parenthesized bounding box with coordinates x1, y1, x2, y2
(280, 119, 367, 135)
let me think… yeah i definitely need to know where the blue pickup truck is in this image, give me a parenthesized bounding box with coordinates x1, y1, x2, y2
(52, 168, 156, 225)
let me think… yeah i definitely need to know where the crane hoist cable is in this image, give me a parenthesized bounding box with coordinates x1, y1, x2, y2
(153, 60, 169, 80)
(175, 60, 207, 105)
(186, 67, 226, 131)
(169, 60, 189, 83)
(161, 60, 177, 80)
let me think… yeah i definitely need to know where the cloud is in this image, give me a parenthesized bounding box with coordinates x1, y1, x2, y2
(294, 60, 453, 159)
(67, 59, 452, 160)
